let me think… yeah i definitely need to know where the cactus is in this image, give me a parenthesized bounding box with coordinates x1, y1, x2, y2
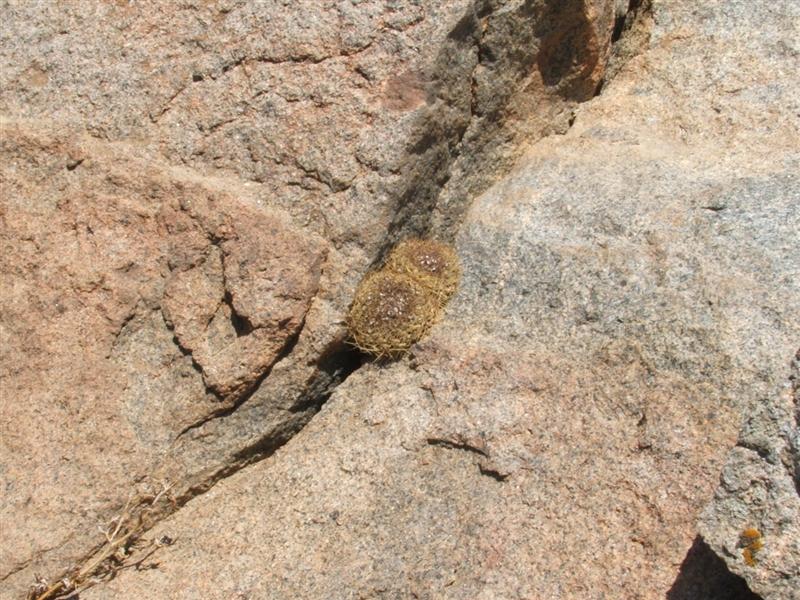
(347, 239, 460, 358)
(385, 238, 461, 307)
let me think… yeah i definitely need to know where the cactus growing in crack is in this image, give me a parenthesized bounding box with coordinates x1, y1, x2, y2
(348, 239, 460, 358)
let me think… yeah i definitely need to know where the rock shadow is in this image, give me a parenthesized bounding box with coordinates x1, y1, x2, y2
(667, 536, 761, 600)
(383, 0, 612, 253)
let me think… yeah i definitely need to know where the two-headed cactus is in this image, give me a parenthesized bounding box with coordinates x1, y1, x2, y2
(348, 239, 460, 358)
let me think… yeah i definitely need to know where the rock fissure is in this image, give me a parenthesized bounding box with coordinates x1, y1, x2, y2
(786, 347, 800, 496)
(217, 42, 382, 81)
(173, 311, 311, 441)
(150, 84, 189, 123)
(426, 437, 489, 457)
(3, 1, 658, 597)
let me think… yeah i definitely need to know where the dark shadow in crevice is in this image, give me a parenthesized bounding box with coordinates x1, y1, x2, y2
(174, 313, 308, 439)
(224, 291, 254, 337)
(378, 0, 633, 264)
(288, 341, 364, 414)
(611, 0, 646, 43)
(791, 348, 800, 497)
(667, 536, 761, 600)
(536, 0, 597, 99)
(173, 338, 364, 504)
(612, 10, 627, 42)
(598, 0, 653, 93)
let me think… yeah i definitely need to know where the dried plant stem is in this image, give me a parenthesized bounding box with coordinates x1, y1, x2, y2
(29, 483, 173, 600)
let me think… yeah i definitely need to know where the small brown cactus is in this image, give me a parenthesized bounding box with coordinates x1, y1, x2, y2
(347, 270, 440, 358)
(347, 238, 460, 358)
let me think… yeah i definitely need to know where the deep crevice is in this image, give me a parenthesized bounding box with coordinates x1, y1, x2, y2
(289, 343, 364, 414)
(616, 0, 648, 42)
(612, 0, 644, 43)
(598, 0, 653, 94)
(167, 340, 364, 512)
(174, 313, 309, 439)
(376, 0, 651, 267)
(537, 0, 597, 96)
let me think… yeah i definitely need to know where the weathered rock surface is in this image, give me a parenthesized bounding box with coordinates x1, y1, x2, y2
(698, 348, 800, 600)
(1, 1, 624, 598)
(58, 1, 798, 600)
(0, 120, 324, 594)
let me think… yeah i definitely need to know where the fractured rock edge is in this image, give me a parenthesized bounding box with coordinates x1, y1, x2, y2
(698, 349, 800, 600)
(0, 120, 328, 597)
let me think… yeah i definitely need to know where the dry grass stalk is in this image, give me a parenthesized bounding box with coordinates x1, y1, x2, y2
(27, 481, 176, 600)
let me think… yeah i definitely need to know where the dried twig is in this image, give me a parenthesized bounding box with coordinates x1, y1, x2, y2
(28, 481, 175, 600)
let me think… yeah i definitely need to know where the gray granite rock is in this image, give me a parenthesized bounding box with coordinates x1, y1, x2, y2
(72, 0, 798, 599)
(698, 346, 800, 600)
(1, 1, 619, 598)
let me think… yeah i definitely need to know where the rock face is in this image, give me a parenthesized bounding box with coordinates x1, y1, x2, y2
(1, 0, 798, 599)
(0, 121, 324, 593)
(1, 1, 620, 598)
(698, 348, 800, 600)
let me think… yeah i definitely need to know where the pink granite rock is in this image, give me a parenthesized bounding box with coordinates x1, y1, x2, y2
(9, 0, 796, 599)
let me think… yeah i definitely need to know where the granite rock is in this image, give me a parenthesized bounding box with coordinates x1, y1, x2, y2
(1, 1, 620, 598)
(71, 1, 799, 599)
(0, 120, 323, 594)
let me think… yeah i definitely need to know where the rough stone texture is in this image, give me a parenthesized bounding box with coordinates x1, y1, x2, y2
(65, 1, 798, 600)
(1, 1, 621, 598)
(698, 348, 800, 600)
(0, 0, 616, 249)
(668, 537, 761, 600)
(0, 120, 324, 594)
(159, 191, 324, 398)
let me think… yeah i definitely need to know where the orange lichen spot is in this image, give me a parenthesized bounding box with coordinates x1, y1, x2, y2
(740, 527, 761, 542)
(743, 547, 757, 567)
(739, 527, 764, 566)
